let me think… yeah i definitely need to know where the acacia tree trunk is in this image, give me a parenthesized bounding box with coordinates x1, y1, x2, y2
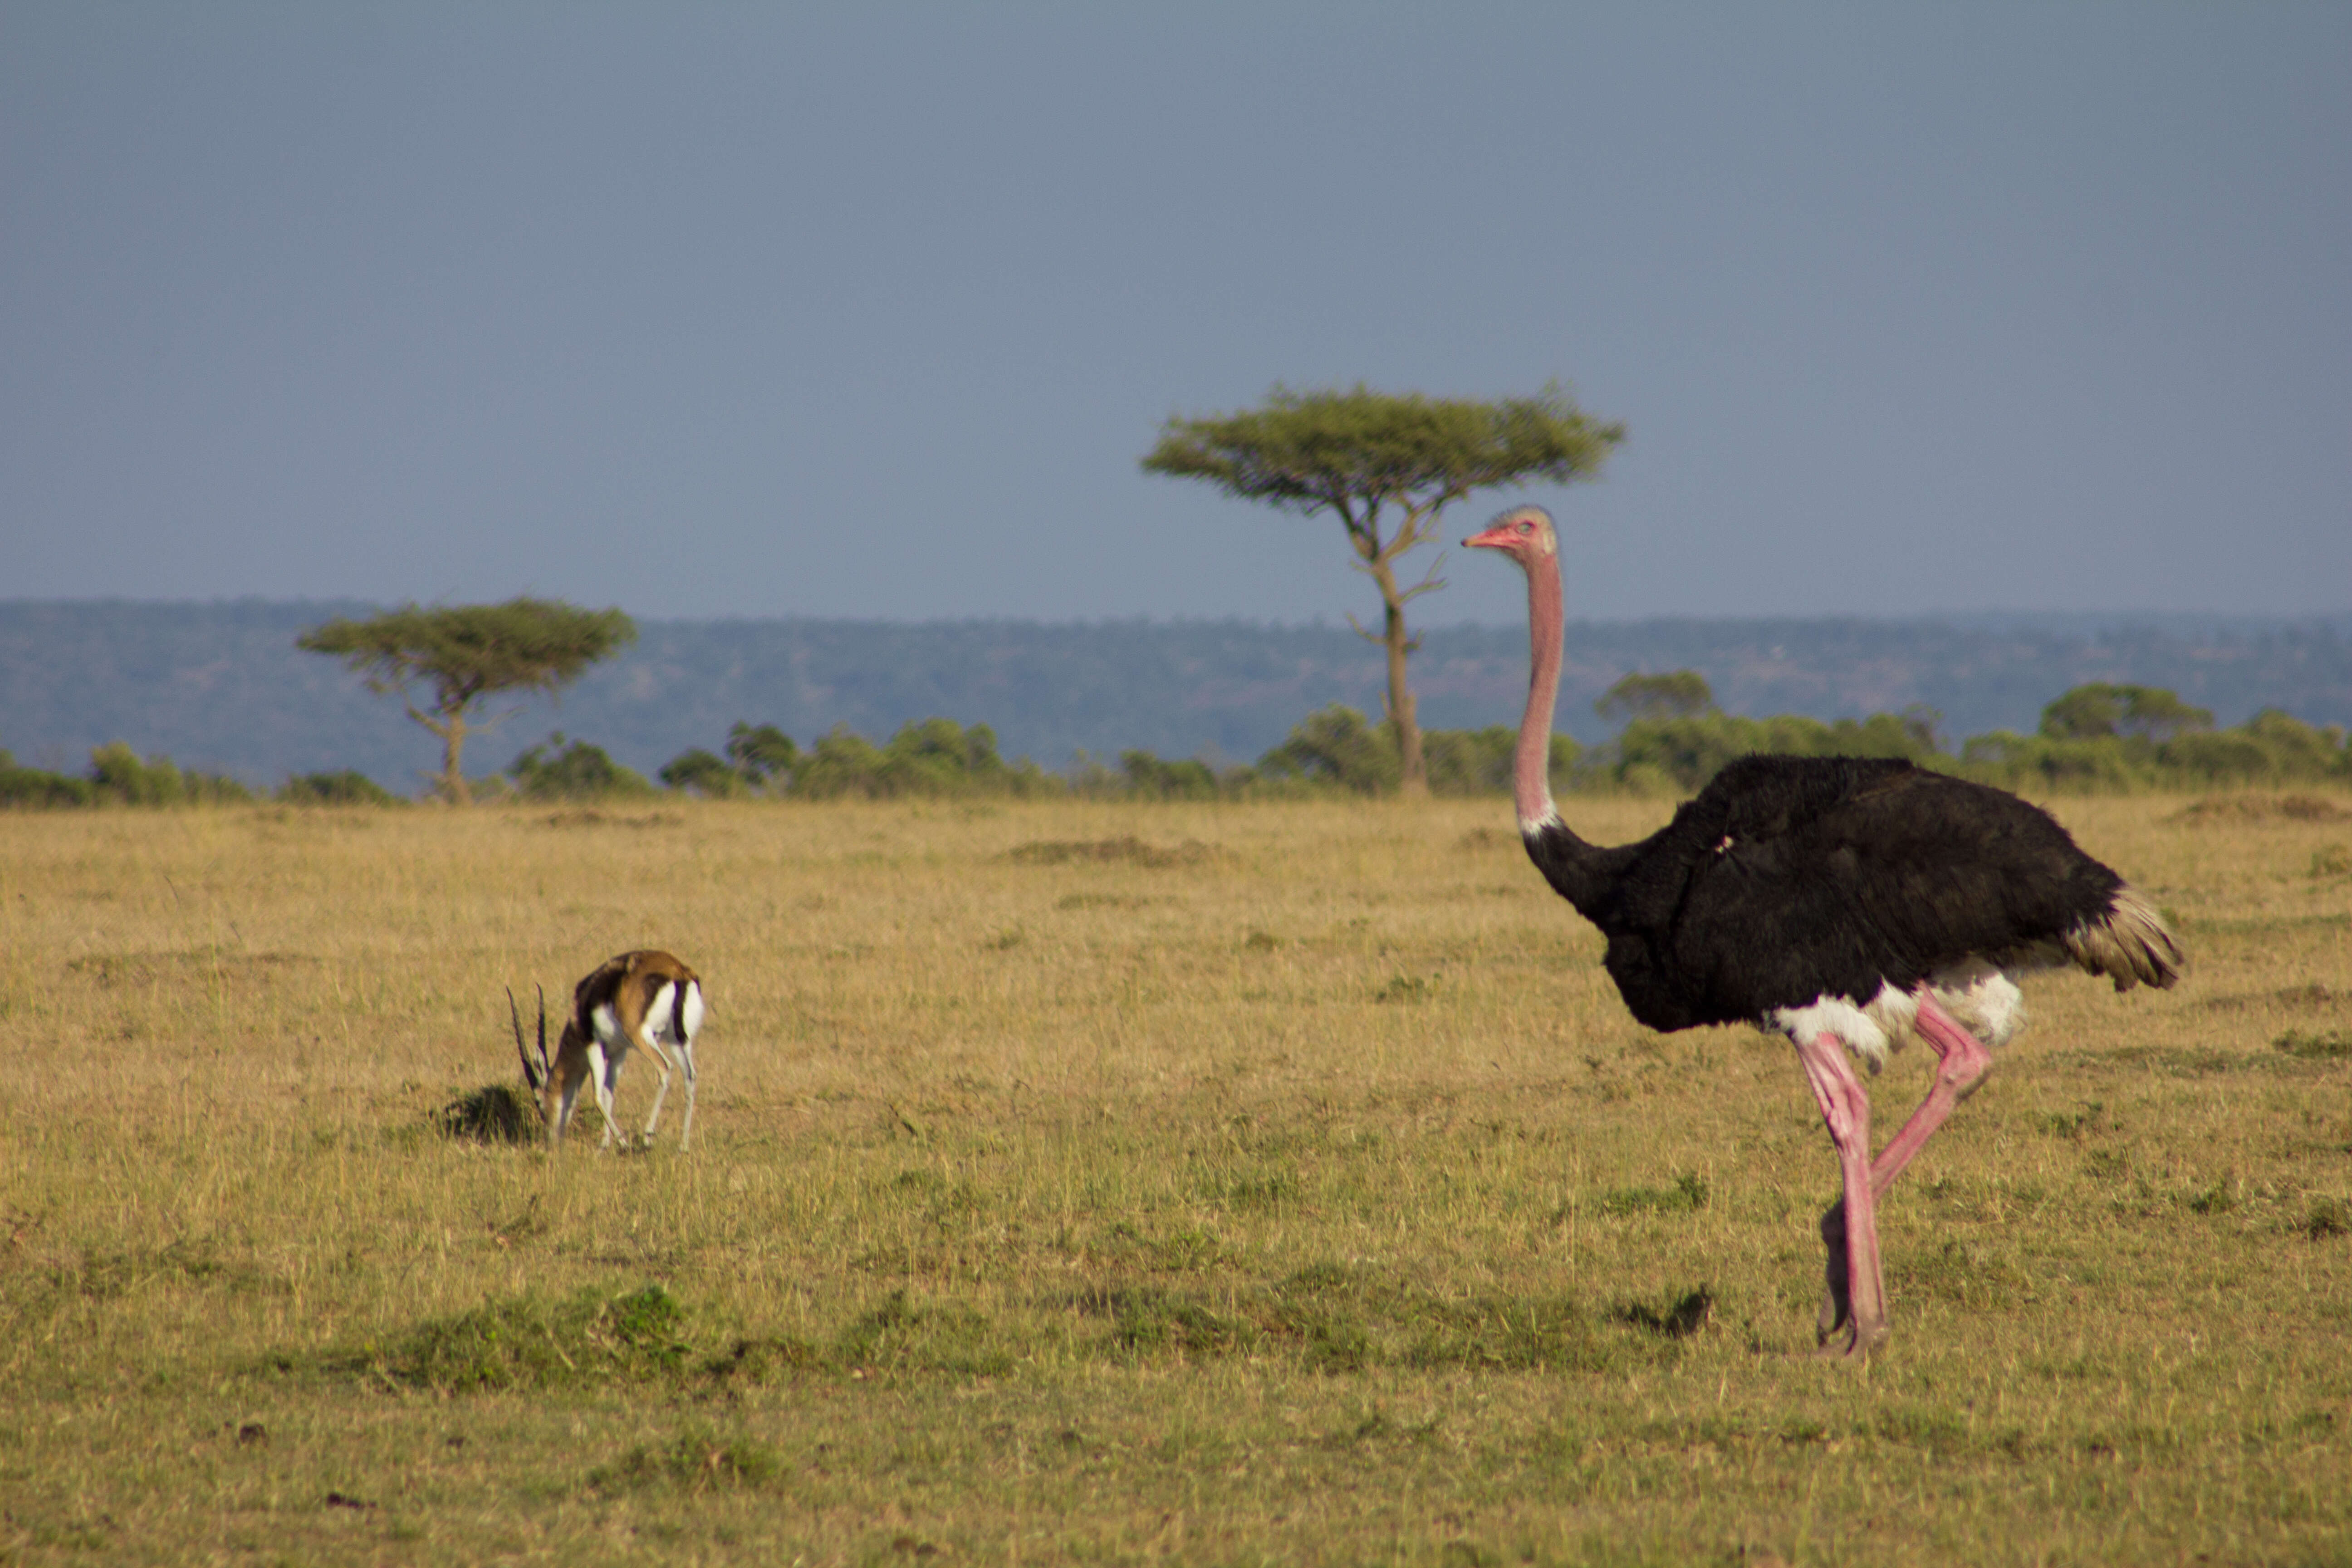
(412, 706, 472, 804)
(1364, 555, 1427, 797)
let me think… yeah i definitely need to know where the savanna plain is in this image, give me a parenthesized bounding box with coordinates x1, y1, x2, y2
(1, 793, 2348, 1566)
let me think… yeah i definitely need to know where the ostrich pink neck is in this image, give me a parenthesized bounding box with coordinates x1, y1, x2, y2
(1514, 547, 1567, 833)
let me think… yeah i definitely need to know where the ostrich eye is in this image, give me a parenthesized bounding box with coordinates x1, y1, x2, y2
(1517, 520, 1533, 533)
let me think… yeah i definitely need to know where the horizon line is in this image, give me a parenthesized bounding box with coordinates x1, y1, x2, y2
(4, 597, 2349, 632)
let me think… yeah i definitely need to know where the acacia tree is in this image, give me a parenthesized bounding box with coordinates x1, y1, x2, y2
(1596, 670, 1716, 723)
(297, 598, 636, 803)
(2039, 683, 2214, 745)
(1142, 383, 1621, 794)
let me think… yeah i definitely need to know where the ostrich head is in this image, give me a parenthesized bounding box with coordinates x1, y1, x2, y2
(1461, 504, 1558, 565)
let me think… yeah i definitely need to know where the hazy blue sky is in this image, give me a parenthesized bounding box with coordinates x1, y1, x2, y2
(4, 4, 2346, 627)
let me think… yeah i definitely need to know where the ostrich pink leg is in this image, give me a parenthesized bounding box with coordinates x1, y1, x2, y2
(1871, 992, 1994, 1191)
(1791, 1026, 1887, 1358)
(1817, 991, 1994, 1338)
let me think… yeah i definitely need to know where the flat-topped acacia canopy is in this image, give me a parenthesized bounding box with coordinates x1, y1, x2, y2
(298, 598, 636, 803)
(1143, 383, 1620, 796)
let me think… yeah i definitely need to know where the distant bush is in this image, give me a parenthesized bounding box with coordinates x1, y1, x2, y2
(1958, 731, 2141, 791)
(1571, 670, 1942, 794)
(872, 717, 1021, 798)
(798, 717, 1058, 799)
(88, 742, 253, 805)
(278, 769, 401, 806)
(507, 734, 657, 802)
(1422, 725, 1552, 796)
(726, 723, 800, 790)
(1596, 670, 1715, 723)
(0, 750, 95, 807)
(0, 742, 249, 808)
(661, 717, 1058, 801)
(1958, 695, 2348, 793)
(2185, 709, 2348, 783)
(657, 747, 747, 799)
(1608, 710, 1941, 793)
(1255, 705, 1399, 794)
(1562, 676, 2350, 797)
(789, 725, 891, 799)
(1243, 707, 1578, 799)
(1118, 750, 1223, 801)
(2038, 683, 2213, 743)
(657, 722, 803, 798)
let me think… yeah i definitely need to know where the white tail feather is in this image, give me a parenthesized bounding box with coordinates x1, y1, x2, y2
(2063, 886, 2185, 992)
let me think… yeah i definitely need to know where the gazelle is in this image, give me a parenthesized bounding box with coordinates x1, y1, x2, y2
(510, 950, 706, 1151)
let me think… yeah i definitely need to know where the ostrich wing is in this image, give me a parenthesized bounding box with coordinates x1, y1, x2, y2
(1599, 759, 2123, 1030)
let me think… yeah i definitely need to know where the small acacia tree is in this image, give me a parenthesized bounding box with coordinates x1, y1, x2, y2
(2039, 683, 2214, 745)
(297, 598, 636, 803)
(1143, 383, 1621, 794)
(727, 722, 801, 789)
(1597, 670, 1716, 724)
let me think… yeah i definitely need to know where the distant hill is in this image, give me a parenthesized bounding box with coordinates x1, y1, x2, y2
(3, 600, 2348, 792)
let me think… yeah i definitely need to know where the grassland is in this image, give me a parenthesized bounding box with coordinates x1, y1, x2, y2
(1, 793, 2348, 1566)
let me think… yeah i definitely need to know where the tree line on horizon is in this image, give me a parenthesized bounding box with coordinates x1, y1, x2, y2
(632, 671, 2352, 801)
(7, 670, 2349, 809)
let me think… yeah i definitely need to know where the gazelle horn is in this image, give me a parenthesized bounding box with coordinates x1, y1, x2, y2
(508, 985, 552, 1102)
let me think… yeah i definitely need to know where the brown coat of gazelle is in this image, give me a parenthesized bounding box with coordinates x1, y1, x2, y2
(511, 950, 706, 1151)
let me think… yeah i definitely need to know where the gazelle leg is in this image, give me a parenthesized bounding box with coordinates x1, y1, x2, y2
(674, 1040, 698, 1153)
(591, 1042, 623, 1151)
(1791, 1026, 1886, 1358)
(635, 1033, 680, 1147)
(1818, 991, 1993, 1337)
(551, 1053, 588, 1147)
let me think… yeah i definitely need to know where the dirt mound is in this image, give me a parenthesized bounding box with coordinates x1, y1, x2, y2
(1008, 836, 1214, 868)
(2170, 795, 2348, 825)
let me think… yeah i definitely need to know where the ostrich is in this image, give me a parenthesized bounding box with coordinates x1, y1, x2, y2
(1463, 504, 2182, 1358)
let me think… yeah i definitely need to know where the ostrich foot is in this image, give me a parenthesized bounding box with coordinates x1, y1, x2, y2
(1811, 1203, 1888, 1357)
(1808, 1317, 1888, 1361)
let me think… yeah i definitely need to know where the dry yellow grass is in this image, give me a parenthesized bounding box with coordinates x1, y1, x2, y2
(1, 793, 2347, 1565)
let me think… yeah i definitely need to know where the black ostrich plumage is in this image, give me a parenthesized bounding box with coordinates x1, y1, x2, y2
(1524, 755, 2125, 1034)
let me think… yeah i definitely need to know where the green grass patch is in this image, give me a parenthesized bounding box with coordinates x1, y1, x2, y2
(836, 1288, 1016, 1376)
(1008, 836, 1210, 867)
(590, 1425, 784, 1493)
(338, 1283, 694, 1392)
(1595, 1171, 1710, 1215)
(1084, 1285, 1259, 1358)
(2275, 1029, 2352, 1060)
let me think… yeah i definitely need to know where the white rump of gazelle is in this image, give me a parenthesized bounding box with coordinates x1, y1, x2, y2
(510, 949, 706, 1151)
